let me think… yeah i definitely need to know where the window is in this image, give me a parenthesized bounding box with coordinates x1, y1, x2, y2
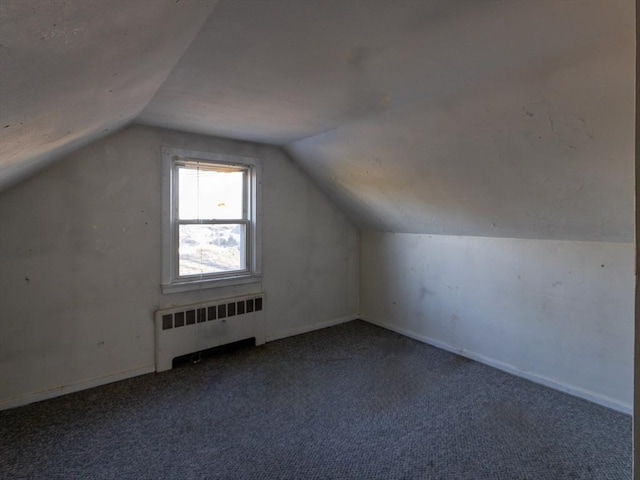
(162, 147, 261, 293)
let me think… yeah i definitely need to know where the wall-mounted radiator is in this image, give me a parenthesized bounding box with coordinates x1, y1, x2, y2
(154, 294, 265, 372)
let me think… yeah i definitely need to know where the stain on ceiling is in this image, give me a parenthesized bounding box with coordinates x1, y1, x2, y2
(0, 0, 635, 241)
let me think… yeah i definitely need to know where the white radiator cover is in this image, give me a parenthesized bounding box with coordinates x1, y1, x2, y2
(154, 294, 265, 372)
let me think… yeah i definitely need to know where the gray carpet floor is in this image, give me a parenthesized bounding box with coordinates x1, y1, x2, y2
(0, 320, 632, 479)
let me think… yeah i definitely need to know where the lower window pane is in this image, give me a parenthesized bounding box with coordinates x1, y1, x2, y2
(178, 224, 245, 277)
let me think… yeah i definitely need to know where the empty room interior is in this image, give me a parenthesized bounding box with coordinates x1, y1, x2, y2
(0, 0, 637, 479)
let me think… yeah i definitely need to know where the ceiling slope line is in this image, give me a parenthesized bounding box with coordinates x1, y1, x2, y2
(285, 27, 632, 152)
(0, 0, 222, 193)
(135, 0, 223, 119)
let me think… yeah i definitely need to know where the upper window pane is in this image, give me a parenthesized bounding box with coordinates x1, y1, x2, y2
(178, 165, 245, 220)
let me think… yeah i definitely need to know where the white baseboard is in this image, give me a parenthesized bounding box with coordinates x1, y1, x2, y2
(266, 314, 359, 342)
(1, 316, 360, 410)
(0, 365, 155, 411)
(361, 316, 632, 415)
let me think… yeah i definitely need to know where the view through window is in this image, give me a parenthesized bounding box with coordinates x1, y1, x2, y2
(176, 162, 249, 278)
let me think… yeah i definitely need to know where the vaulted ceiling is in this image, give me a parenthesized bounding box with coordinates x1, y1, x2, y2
(0, 0, 635, 241)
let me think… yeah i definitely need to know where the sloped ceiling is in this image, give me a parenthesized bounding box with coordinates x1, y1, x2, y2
(1, 0, 635, 241)
(138, 0, 494, 144)
(0, 0, 217, 190)
(286, 1, 635, 241)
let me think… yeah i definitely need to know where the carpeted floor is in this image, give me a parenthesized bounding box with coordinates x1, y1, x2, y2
(0, 320, 632, 479)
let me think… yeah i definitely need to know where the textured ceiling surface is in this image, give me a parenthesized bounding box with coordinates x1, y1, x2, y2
(286, 1, 635, 241)
(138, 0, 493, 144)
(1, 0, 635, 240)
(0, 0, 217, 189)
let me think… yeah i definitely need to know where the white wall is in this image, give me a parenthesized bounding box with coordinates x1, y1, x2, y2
(0, 125, 359, 409)
(361, 232, 634, 413)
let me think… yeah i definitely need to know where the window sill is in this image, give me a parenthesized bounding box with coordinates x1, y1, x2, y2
(161, 274, 262, 294)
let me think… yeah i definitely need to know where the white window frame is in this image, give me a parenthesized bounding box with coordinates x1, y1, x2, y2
(161, 147, 262, 294)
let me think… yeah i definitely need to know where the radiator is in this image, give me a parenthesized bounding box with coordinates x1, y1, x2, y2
(154, 294, 265, 372)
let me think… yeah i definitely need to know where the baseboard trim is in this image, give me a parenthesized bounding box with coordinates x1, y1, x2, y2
(0, 365, 155, 411)
(1, 315, 361, 410)
(266, 314, 359, 342)
(361, 316, 632, 415)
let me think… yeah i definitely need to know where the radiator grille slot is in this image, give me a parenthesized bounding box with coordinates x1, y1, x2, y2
(160, 296, 264, 330)
(155, 294, 266, 372)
